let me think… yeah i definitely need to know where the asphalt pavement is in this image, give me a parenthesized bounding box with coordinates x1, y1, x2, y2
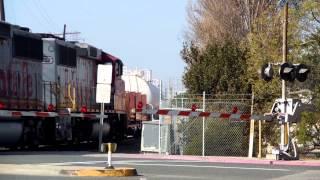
(0, 150, 320, 180)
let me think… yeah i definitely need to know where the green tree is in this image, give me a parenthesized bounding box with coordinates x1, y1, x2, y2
(246, 0, 320, 150)
(181, 0, 320, 156)
(181, 41, 249, 94)
(295, 28, 320, 148)
(297, 85, 320, 148)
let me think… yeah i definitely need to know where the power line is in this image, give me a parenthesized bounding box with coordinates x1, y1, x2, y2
(20, 0, 52, 32)
(32, 0, 60, 32)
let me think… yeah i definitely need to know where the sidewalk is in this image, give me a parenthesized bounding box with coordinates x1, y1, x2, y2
(97, 153, 320, 167)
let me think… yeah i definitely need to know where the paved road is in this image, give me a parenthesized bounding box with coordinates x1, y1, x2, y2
(0, 151, 319, 180)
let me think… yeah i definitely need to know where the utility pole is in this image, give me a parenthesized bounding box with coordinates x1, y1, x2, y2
(0, 0, 5, 21)
(282, 3, 288, 100)
(280, 2, 289, 152)
(260, 1, 308, 160)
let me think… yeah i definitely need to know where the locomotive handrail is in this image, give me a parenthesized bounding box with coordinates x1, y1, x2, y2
(0, 110, 108, 119)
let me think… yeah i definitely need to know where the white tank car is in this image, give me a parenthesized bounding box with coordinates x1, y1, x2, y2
(122, 74, 160, 110)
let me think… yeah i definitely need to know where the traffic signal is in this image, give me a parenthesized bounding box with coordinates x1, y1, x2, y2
(279, 63, 310, 82)
(261, 63, 274, 82)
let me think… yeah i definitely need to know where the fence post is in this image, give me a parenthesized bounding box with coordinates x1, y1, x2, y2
(202, 91, 206, 157)
(248, 91, 255, 158)
(258, 120, 262, 158)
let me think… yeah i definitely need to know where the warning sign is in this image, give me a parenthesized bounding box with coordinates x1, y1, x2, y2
(96, 83, 111, 103)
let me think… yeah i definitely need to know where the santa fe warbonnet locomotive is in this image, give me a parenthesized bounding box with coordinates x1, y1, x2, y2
(0, 21, 158, 147)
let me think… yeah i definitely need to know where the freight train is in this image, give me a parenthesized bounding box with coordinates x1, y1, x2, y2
(0, 21, 159, 148)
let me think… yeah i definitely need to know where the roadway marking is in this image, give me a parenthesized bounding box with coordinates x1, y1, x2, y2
(40, 160, 203, 166)
(40, 161, 106, 166)
(141, 173, 206, 179)
(115, 162, 291, 172)
(41, 160, 290, 172)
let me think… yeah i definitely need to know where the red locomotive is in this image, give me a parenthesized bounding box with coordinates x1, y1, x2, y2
(0, 21, 156, 148)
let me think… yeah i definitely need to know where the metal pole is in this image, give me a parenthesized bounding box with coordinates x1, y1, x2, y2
(258, 120, 262, 158)
(0, 0, 5, 21)
(107, 144, 112, 167)
(99, 102, 104, 152)
(63, 24, 67, 40)
(175, 98, 178, 108)
(202, 91, 205, 157)
(248, 90, 255, 158)
(149, 104, 154, 121)
(282, 3, 288, 100)
(280, 2, 288, 151)
(159, 80, 162, 154)
(182, 98, 184, 110)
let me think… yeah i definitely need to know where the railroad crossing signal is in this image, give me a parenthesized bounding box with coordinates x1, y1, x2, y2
(295, 64, 310, 82)
(279, 63, 310, 82)
(278, 0, 299, 9)
(261, 63, 310, 82)
(279, 62, 295, 82)
(261, 63, 273, 82)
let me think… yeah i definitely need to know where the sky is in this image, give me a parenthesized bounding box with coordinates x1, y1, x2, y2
(4, 0, 189, 82)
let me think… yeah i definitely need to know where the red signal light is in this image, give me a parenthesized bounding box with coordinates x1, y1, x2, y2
(191, 104, 197, 111)
(0, 102, 5, 110)
(47, 104, 55, 112)
(80, 106, 88, 113)
(137, 101, 143, 109)
(232, 106, 238, 114)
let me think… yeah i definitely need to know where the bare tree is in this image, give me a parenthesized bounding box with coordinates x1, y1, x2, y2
(186, 0, 275, 45)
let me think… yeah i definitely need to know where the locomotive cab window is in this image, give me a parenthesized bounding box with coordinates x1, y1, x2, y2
(57, 45, 76, 67)
(89, 47, 97, 58)
(13, 34, 43, 61)
(115, 61, 123, 76)
(0, 22, 10, 39)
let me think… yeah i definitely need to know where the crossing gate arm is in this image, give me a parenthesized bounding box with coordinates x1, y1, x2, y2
(137, 108, 272, 121)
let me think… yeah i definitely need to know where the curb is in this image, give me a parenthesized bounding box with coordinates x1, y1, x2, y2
(87, 153, 320, 167)
(61, 167, 137, 177)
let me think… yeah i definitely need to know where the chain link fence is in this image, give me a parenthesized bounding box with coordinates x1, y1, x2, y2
(140, 82, 320, 159)
(159, 93, 253, 157)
